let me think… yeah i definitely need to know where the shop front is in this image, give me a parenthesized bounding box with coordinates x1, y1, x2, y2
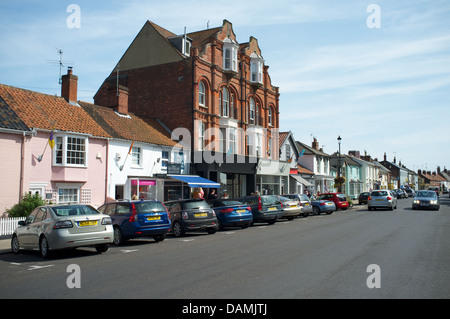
(256, 159, 290, 195)
(193, 153, 257, 199)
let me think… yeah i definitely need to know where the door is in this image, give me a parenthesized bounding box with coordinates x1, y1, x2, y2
(28, 207, 48, 248)
(18, 209, 39, 247)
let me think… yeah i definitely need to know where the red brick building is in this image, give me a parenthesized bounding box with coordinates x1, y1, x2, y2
(94, 20, 281, 197)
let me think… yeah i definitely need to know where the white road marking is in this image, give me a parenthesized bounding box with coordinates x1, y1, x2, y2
(27, 265, 54, 271)
(121, 249, 139, 253)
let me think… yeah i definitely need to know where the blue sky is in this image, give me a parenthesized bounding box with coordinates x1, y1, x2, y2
(1, 0, 449, 172)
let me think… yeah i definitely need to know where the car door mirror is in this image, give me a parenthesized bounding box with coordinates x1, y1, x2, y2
(18, 221, 25, 226)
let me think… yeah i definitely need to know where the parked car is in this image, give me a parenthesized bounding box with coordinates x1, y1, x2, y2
(97, 200, 171, 245)
(404, 188, 416, 197)
(317, 193, 349, 210)
(283, 194, 312, 216)
(238, 195, 284, 225)
(207, 199, 253, 229)
(278, 196, 303, 220)
(164, 199, 218, 237)
(367, 190, 397, 211)
(412, 190, 440, 210)
(11, 204, 113, 258)
(310, 197, 336, 215)
(358, 192, 370, 205)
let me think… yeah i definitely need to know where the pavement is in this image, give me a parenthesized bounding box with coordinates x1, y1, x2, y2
(0, 236, 11, 255)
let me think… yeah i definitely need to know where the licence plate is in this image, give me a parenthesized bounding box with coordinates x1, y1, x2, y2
(305, 203, 309, 206)
(327, 202, 333, 205)
(290, 204, 298, 207)
(268, 207, 277, 211)
(421, 203, 429, 206)
(147, 216, 161, 221)
(376, 199, 383, 201)
(79, 220, 98, 227)
(236, 209, 246, 213)
(195, 213, 208, 217)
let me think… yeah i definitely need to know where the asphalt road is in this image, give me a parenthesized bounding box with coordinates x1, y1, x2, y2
(1, 196, 450, 300)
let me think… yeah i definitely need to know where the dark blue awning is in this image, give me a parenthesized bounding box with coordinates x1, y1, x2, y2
(167, 175, 220, 188)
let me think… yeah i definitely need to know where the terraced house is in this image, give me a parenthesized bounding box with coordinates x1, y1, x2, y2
(94, 19, 281, 198)
(0, 68, 189, 215)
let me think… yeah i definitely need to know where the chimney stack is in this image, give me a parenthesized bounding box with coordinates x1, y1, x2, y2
(116, 86, 129, 114)
(61, 67, 78, 103)
(312, 138, 319, 150)
(384, 152, 387, 161)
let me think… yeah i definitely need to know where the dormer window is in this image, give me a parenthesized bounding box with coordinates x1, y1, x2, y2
(168, 35, 192, 57)
(250, 52, 264, 85)
(223, 37, 239, 73)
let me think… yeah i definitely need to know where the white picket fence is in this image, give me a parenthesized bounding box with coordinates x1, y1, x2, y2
(0, 217, 26, 236)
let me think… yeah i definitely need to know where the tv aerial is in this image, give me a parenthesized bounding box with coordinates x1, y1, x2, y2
(46, 48, 75, 85)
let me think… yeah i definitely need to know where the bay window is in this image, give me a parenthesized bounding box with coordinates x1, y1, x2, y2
(223, 37, 239, 73)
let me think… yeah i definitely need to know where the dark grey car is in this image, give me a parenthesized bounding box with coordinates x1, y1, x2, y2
(164, 199, 218, 237)
(412, 190, 440, 210)
(238, 195, 284, 225)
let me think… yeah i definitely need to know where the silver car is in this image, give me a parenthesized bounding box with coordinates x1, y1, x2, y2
(368, 190, 398, 211)
(278, 196, 303, 220)
(11, 204, 114, 258)
(284, 194, 313, 216)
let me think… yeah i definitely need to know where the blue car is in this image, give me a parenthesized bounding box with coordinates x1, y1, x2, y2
(310, 198, 336, 215)
(98, 200, 171, 245)
(208, 199, 253, 230)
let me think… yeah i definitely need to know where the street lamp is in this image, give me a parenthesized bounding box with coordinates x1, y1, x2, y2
(337, 136, 342, 192)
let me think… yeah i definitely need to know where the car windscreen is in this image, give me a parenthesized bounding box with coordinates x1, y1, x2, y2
(52, 205, 99, 216)
(417, 191, 434, 197)
(261, 195, 280, 205)
(371, 191, 388, 197)
(182, 200, 210, 210)
(337, 194, 347, 201)
(134, 202, 166, 213)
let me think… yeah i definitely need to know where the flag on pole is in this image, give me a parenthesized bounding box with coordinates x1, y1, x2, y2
(48, 129, 55, 149)
(128, 141, 134, 155)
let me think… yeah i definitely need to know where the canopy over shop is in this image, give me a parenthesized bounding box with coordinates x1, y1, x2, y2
(164, 175, 220, 200)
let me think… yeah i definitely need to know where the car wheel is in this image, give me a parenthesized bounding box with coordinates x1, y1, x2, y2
(206, 228, 217, 234)
(173, 221, 185, 237)
(313, 206, 320, 215)
(95, 244, 109, 253)
(268, 217, 277, 225)
(11, 235, 20, 254)
(153, 234, 166, 242)
(368, 207, 372, 211)
(113, 226, 123, 245)
(39, 235, 51, 259)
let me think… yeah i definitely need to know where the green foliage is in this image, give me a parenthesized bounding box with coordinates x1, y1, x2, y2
(6, 193, 46, 217)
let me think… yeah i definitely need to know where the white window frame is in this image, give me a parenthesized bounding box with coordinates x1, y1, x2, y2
(222, 87, 229, 117)
(56, 183, 82, 204)
(199, 82, 206, 107)
(223, 38, 239, 73)
(131, 146, 142, 167)
(53, 134, 89, 167)
(198, 122, 206, 151)
(249, 98, 255, 124)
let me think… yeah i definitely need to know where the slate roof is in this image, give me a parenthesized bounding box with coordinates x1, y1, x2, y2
(0, 94, 30, 131)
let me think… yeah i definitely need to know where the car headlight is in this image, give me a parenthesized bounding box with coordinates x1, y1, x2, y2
(430, 200, 437, 204)
(413, 200, 420, 204)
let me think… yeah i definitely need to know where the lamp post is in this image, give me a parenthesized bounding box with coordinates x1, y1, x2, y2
(337, 135, 342, 192)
